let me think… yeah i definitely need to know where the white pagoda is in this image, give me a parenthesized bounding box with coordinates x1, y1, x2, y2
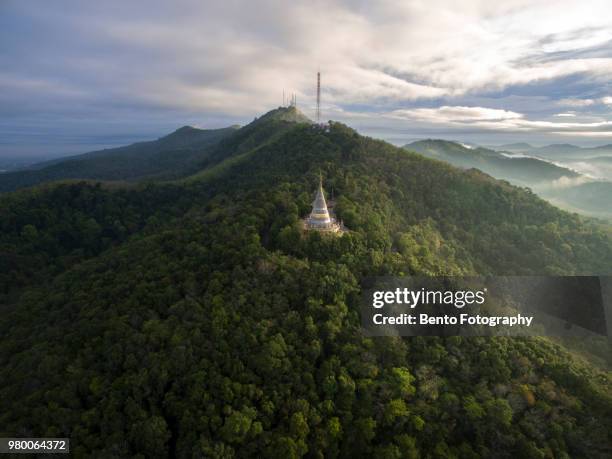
(304, 176, 343, 233)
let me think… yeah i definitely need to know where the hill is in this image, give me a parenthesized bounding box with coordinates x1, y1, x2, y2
(0, 114, 611, 457)
(404, 139, 612, 220)
(0, 126, 238, 192)
(404, 139, 578, 185)
(0, 106, 312, 194)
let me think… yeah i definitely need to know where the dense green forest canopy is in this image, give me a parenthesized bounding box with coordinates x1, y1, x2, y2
(1, 111, 610, 458)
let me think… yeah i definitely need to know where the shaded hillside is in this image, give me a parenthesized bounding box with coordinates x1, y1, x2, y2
(0, 126, 238, 192)
(546, 181, 612, 218)
(195, 106, 312, 170)
(0, 106, 312, 194)
(1, 117, 610, 457)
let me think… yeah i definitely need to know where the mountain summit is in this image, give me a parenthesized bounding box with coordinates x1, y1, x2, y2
(253, 105, 312, 125)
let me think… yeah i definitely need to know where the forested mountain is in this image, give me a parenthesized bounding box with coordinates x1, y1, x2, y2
(404, 140, 578, 185)
(0, 106, 312, 194)
(1, 109, 611, 457)
(0, 126, 238, 192)
(404, 139, 612, 220)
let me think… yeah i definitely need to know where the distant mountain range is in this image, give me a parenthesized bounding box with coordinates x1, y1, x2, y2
(404, 139, 612, 220)
(404, 140, 579, 186)
(495, 142, 612, 160)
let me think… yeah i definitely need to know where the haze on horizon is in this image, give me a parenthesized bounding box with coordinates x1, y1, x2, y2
(2, 0, 612, 159)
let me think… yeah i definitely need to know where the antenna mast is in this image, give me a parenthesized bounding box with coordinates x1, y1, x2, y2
(316, 71, 321, 123)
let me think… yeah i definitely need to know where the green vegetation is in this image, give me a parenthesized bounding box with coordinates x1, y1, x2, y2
(0, 126, 238, 192)
(1, 112, 610, 457)
(405, 139, 612, 221)
(404, 139, 579, 185)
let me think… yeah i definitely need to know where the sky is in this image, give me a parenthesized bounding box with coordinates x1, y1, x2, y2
(2, 0, 612, 159)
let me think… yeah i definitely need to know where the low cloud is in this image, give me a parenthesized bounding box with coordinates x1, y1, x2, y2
(548, 175, 593, 189)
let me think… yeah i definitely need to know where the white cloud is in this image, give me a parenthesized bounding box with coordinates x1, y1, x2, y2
(540, 28, 612, 53)
(557, 98, 596, 107)
(564, 161, 612, 180)
(390, 106, 523, 123)
(383, 104, 612, 138)
(489, 118, 612, 133)
(554, 113, 577, 117)
(554, 130, 612, 137)
(548, 175, 592, 189)
(10, 0, 612, 112)
(557, 96, 612, 107)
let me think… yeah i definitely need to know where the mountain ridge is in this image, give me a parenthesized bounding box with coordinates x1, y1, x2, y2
(497, 141, 612, 159)
(0, 126, 237, 191)
(404, 139, 612, 220)
(0, 107, 312, 193)
(403, 139, 579, 183)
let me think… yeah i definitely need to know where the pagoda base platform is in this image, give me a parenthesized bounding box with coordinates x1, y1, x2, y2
(301, 219, 346, 235)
